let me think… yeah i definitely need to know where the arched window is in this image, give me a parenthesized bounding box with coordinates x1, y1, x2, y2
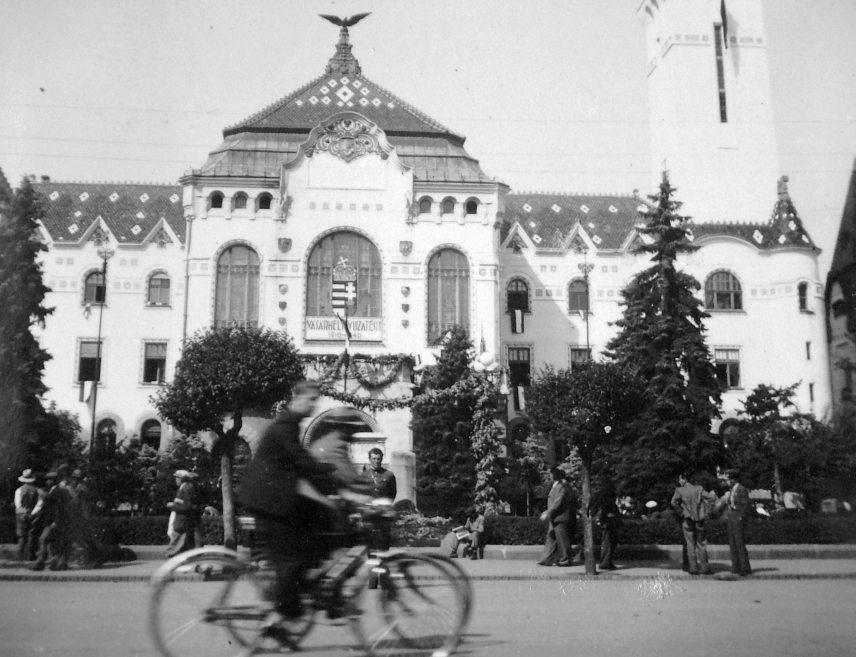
(441, 197, 455, 215)
(418, 197, 432, 214)
(507, 279, 530, 312)
(147, 272, 170, 305)
(209, 192, 224, 209)
(705, 271, 742, 310)
(214, 245, 260, 328)
(306, 232, 382, 318)
(798, 281, 809, 311)
(94, 419, 117, 456)
(257, 193, 273, 210)
(140, 419, 162, 451)
(427, 248, 470, 343)
(84, 271, 106, 304)
(233, 192, 248, 210)
(568, 279, 588, 313)
(465, 199, 479, 215)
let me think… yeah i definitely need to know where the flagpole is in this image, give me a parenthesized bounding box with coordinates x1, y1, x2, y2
(343, 302, 349, 394)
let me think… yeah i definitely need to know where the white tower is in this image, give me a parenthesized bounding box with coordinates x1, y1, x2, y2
(637, 0, 779, 222)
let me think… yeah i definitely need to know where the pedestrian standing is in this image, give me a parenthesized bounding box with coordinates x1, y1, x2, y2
(670, 471, 715, 575)
(66, 468, 102, 567)
(14, 469, 40, 561)
(537, 467, 576, 567)
(724, 469, 752, 577)
(31, 467, 74, 571)
(361, 448, 397, 501)
(590, 479, 621, 571)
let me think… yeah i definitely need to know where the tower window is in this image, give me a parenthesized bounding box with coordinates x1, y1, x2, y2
(705, 271, 742, 310)
(209, 192, 224, 210)
(798, 282, 809, 311)
(714, 24, 728, 123)
(233, 193, 248, 210)
(442, 198, 456, 215)
(465, 199, 479, 215)
(418, 197, 432, 214)
(257, 193, 273, 210)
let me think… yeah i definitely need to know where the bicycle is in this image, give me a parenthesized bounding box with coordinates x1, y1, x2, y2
(148, 500, 473, 657)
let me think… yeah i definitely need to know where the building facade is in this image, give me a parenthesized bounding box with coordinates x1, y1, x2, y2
(29, 2, 831, 501)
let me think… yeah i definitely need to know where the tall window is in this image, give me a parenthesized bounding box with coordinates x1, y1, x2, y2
(568, 279, 588, 313)
(147, 272, 170, 305)
(84, 271, 106, 304)
(141, 419, 162, 451)
(507, 279, 529, 333)
(714, 348, 741, 389)
(307, 232, 381, 318)
(705, 271, 742, 310)
(215, 245, 260, 328)
(78, 340, 102, 381)
(798, 282, 809, 311)
(427, 248, 470, 343)
(143, 342, 167, 383)
(508, 346, 531, 411)
(714, 24, 728, 123)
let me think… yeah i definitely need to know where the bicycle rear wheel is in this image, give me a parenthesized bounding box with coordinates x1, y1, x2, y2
(352, 552, 469, 657)
(148, 547, 278, 657)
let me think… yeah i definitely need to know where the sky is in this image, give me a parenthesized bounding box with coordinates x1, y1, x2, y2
(1, 0, 854, 274)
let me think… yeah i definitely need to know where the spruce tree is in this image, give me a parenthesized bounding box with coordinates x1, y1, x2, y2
(0, 177, 53, 498)
(605, 172, 722, 502)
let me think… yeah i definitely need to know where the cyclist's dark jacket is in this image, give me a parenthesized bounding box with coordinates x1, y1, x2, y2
(240, 411, 332, 519)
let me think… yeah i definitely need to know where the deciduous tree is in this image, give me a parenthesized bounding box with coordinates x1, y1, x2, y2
(153, 325, 303, 548)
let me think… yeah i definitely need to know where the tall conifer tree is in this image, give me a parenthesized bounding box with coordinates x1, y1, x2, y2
(0, 177, 53, 495)
(605, 173, 722, 501)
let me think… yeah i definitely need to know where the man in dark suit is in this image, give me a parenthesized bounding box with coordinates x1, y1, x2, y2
(671, 471, 715, 575)
(725, 469, 752, 576)
(240, 381, 334, 621)
(537, 467, 576, 566)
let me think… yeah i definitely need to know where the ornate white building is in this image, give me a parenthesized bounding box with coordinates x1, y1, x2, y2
(31, 2, 831, 501)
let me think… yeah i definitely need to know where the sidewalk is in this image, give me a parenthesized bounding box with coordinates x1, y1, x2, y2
(2, 544, 855, 582)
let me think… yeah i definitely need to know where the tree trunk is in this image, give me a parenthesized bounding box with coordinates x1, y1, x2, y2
(581, 460, 596, 575)
(220, 448, 236, 550)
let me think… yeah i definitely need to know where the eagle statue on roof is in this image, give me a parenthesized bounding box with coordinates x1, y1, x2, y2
(319, 13, 371, 28)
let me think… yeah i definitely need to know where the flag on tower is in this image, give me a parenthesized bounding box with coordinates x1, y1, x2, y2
(720, 0, 729, 49)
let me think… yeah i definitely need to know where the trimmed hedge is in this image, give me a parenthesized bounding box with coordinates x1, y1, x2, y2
(3, 513, 854, 547)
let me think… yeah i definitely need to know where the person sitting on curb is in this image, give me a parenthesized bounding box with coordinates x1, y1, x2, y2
(443, 505, 485, 560)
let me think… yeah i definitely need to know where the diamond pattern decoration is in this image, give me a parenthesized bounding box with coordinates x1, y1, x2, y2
(336, 86, 355, 102)
(753, 230, 764, 244)
(309, 96, 319, 105)
(532, 234, 542, 244)
(372, 98, 381, 107)
(49, 191, 59, 200)
(296, 99, 303, 106)
(68, 223, 79, 234)
(359, 98, 369, 106)
(131, 225, 142, 235)
(609, 205, 618, 213)
(360, 87, 369, 96)
(79, 192, 89, 201)
(551, 204, 561, 213)
(136, 211, 145, 219)
(580, 204, 590, 213)
(74, 210, 82, 218)
(321, 85, 330, 94)
(110, 192, 120, 202)
(802, 235, 810, 243)
(522, 203, 532, 213)
(352, 80, 362, 88)
(139, 193, 149, 202)
(169, 193, 179, 203)
(528, 221, 537, 228)
(778, 235, 787, 244)
(339, 77, 349, 85)
(588, 222, 595, 229)
(592, 235, 602, 245)
(788, 220, 797, 231)
(322, 97, 331, 105)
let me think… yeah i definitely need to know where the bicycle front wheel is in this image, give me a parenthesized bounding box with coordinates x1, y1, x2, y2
(353, 552, 469, 657)
(148, 547, 273, 657)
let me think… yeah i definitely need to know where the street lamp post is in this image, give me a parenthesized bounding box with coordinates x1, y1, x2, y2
(89, 237, 115, 456)
(577, 248, 594, 358)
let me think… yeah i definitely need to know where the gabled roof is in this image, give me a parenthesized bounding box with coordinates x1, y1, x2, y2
(503, 182, 818, 254)
(34, 182, 185, 246)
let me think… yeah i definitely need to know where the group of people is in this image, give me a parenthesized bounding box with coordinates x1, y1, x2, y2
(13, 464, 98, 571)
(532, 466, 753, 577)
(238, 381, 397, 629)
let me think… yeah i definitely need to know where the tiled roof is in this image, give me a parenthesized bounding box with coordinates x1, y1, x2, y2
(503, 191, 818, 253)
(34, 182, 185, 245)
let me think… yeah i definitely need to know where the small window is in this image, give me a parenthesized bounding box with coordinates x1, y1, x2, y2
(442, 198, 455, 214)
(78, 340, 102, 382)
(465, 199, 479, 215)
(809, 383, 815, 403)
(418, 197, 432, 214)
(806, 341, 811, 361)
(705, 271, 742, 310)
(798, 282, 809, 311)
(84, 271, 106, 304)
(568, 279, 589, 313)
(141, 419, 162, 451)
(569, 347, 591, 368)
(209, 192, 224, 209)
(508, 346, 531, 411)
(714, 348, 741, 389)
(143, 342, 167, 384)
(147, 272, 170, 305)
(233, 193, 248, 210)
(257, 193, 273, 210)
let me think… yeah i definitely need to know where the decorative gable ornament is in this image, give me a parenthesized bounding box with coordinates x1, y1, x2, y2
(303, 113, 394, 163)
(278, 238, 292, 253)
(508, 234, 527, 253)
(399, 240, 413, 256)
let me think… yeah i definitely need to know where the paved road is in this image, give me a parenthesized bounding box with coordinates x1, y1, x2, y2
(3, 577, 855, 657)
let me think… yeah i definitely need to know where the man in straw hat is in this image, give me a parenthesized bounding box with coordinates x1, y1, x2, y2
(14, 469, 39, 561)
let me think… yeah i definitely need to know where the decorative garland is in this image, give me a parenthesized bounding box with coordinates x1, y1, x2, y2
(301, 352, 414, 389)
